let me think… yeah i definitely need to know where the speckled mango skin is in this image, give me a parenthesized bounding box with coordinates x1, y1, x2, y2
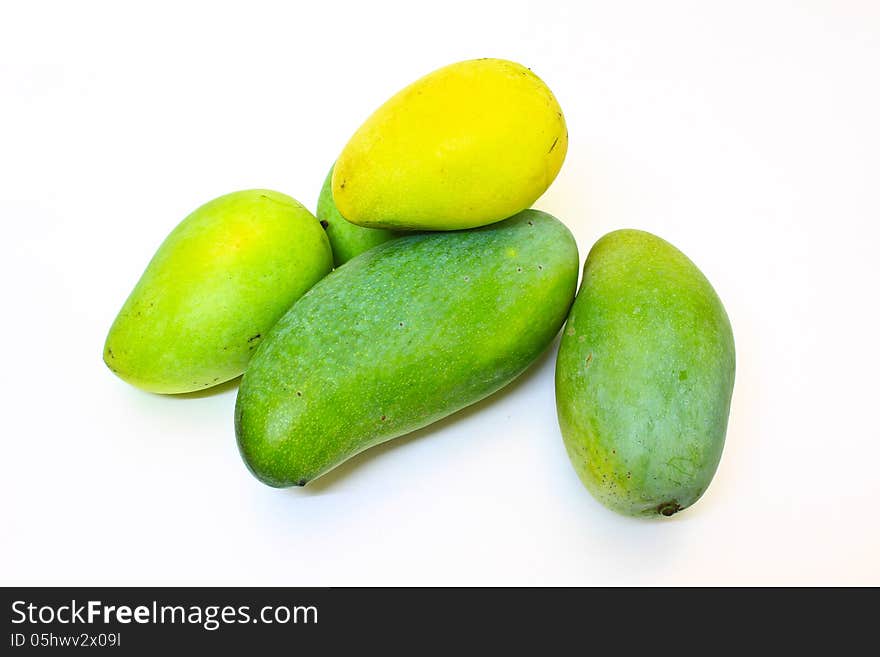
(332, 58, 567, 231)
(317, 164, 399, 267)
(104, 190, 332, 394)
(555, 230, 735, 517)
(236, 210, 578, 487)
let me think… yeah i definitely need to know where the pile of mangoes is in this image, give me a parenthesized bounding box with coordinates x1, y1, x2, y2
(104, 58, 735, 518)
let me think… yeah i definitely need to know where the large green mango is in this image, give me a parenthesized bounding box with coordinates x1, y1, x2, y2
(555, 230, 735, 517)
(236, 210, 578, 487)
(104, 190, 332, 394)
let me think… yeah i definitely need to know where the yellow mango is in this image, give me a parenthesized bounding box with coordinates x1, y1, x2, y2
(333, 58, 567, 231)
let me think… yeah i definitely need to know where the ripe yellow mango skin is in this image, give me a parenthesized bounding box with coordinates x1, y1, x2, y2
(103, 190, 332, 394)
(555, 230, 735, 518)
(332, 58, 567, 231)
(317, 164, 399, 267)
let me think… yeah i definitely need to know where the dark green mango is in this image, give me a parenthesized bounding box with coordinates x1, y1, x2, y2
(236, 210, 578, 487)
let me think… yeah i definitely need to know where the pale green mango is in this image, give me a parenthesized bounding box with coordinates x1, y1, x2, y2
(104, 190, 332, 394)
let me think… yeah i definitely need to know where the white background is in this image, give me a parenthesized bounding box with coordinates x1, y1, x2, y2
(2, 0, 878, 586)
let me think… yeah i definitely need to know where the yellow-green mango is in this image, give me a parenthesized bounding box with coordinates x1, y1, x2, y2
(317, 164, 399, 267)
(555, 230, 735, 517)
(332, 58, 567, 231)
(236, 210, 578, 487)
(104, 190, 332, 394)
